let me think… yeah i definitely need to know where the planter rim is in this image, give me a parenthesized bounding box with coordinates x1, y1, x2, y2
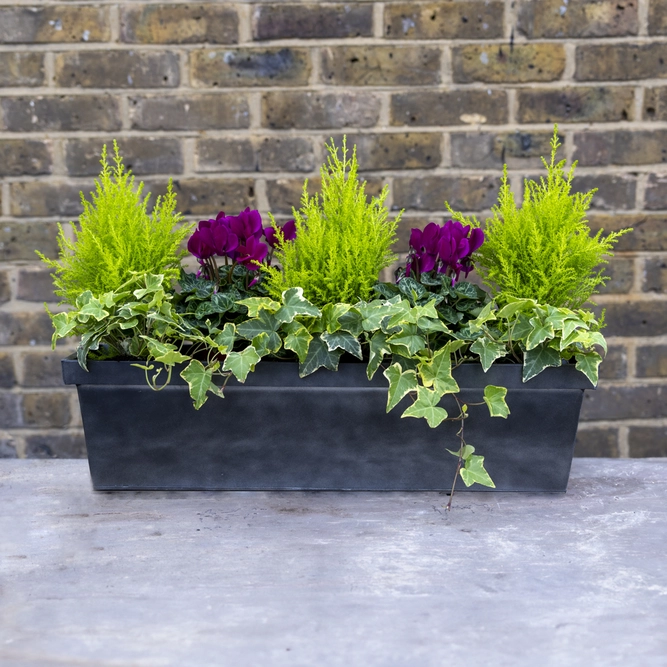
(61, 356, 595, 391)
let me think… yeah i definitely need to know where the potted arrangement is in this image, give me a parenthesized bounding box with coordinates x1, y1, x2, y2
(42, 131, 628, 501)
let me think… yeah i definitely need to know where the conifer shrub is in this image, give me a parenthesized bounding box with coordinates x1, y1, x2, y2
(38, 142, 192, 305)
(264, 138, 400, 307)
(474, 128, 630, 309)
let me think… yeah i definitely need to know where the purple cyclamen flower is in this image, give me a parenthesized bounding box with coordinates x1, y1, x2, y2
(187, 228, 215, 260)
(228, 208, 264, 244)
(236, 235, 269, 271)
(264, 220, 297, 249)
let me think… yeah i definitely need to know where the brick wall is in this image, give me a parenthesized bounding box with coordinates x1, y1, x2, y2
(0, 0, 665, 458)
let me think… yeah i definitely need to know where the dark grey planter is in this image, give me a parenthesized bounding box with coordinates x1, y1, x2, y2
(62, 358, 593, 492)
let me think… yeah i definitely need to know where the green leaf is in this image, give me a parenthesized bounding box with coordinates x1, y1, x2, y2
(447, 444, 475, 460)
(78, 298, 108, 322)
(237, 296, 281, 318)
(283, 323, 312, 363)
(180, 359, 216, 410)
(522, 342, 562, 382)
(358, 300, 390, 331)
(483, 385, 510, 418)
(460, 455, 495, 488)
(367, 330, 391, 380)
(468, 301, 497, 331)
(387, 324, 426, 356)
(416, 317, 452, 334)
(496, 298, 537, 319)
(320, 302, 352, 333)
(510, 313, 534, 340)
(119, 317, 139, 330)
(575, 350, 602, 385)
(143, 337, 190, 365)
(419, 348, 459, 395)
(383, 363, 419, 412)
(397, 277, 428, 302)
(525, 317, 556, 351)
(213, 323, 236, 353)
(51, 312, 77, 341)
(77, 330, 101, 370)
(133, 273, 164, 299)
(401, 386, 449, 428)
(453, 281, 482, 299)
(194, 292, 238, 319)
(561, 316, 588, 341)
(299, 336, 343, 377)
(236, 309, 279, 340)
(470, 337, 507, 372)
(251, 331, 282, 357)
(321, 330, 363, 359)
(337, 308, 364, 337)
(223, 346, 261, 383)
(275, 287, 321, 325)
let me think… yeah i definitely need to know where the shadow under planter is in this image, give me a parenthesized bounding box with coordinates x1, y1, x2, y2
(62, 359, 593, 493)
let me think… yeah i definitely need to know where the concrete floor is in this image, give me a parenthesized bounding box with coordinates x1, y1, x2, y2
(1, 459, 666, 667)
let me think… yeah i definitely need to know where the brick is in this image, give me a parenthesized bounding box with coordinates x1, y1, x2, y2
(451, 131, 556, 169)
(0, 436, 17, 459)
(21, 392, 70, 428)
(574, 427, 619, 457)
(0, 52, 44, 87)
(390, 90, 508, 127)
(0, 272, 10, 306)
(597, 257, 634, 294)
(17, 268, 56, 303)
(0, 96, 121, 132)
(580, 383, 667, 420)
(576, 43, 667, 81)
(649, 0, 667, 35)
(643, 256, 667, 292)
(253, 3, 372, 40)
(159, 178, 256, 216)
(22, 351, 67, 387)
(0, 353, 16, 388)
(121, 4, 238, 44)
(599, 345, 628, 380)
(129, 94, 250, 131)
(570, 174, 636, 210)
(0, 6, 109, 43)
(395, 216, 446, 252)
(393, 176, 499, 212)
(644, 86, 667, 120)
(0, 139, 52, 177)
(196, 139, 255, 173)
(332, 133, 441, 171)
(587, 214, 667, 251)
(628, 427, 667, 457)
(591, 300, 667, 336)
(0, 393, 21, 428)
(636, 345, 667, 377)
(452, 44, 565, 84)
(518, 0, 637, 38)
(645, 174, 667, 210)
(574, 130, 667, 166)
(25, 433, 86, 459)
(0, 312, 54, 346)
(65, 137, 183, 177)
(322, 46, 440, 86)
(262, 91, 381, 129)
(10, 182, 89, 218)
(385, 2, 503, 40)
(55, 50, 179, 88)
(191, 48, 310, 87)
(266, 176, 385, 215)
(257, 137, 317, 173)
(0, 222, 62, 262)
(517, 86, 634, 123)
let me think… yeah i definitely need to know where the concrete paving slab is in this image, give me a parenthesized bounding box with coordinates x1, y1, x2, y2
(1, 458, 666, 667)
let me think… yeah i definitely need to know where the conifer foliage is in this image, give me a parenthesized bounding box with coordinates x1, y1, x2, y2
(475, 128, 630, 309)
(265, 138, 399, 306)
(39, 142, 192, 305)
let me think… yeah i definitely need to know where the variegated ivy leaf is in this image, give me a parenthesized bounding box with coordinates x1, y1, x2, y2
(180, 359, 221, 410)
(367, 330, 391, 380)
(223, 346, 261, 383)
(237, 296, 281, 318)
(470, 337, 507, 372)
(321, 303, 352, 333)
(443, 339, 468, 355)
(460, 455, 495, 488)
(522, 342, 562, 382)
(275, 287, 321, 325)
(252, 331, 282, 357)
(416, 317, 452, 334)
(283, 323, 312, 363)
(133, 274, 164, 299)
(142, 337, 190, 365)
(483, 385, 510, 418)
(468, 301, 497, 332)
(75, 291, 93, 308)
(446, 443, 475, 460)
(357, 300, 390, 331)
(510, 312, 534, 340)
(387, 324, 426, 356)
(383, 363, 419, 412)
(119, 318, 139, 330)
(495, 298, 537, 319)
(299, 335, 343, 377)
(236, 309, 279, 340)
(51, 312, 77, 344)
(560, 328, 607, 354)
(77, 298, 109, 322)
(561, 316, 588, 341)
(525, 317, 556, 351)
(575, 350, 603, 385)
(214, 323, 236, 353)
(418, 348, 459, 395)
(337, 308, 364, 337)
(401, 386, 449, 428)
(321, 330, 363, 359)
